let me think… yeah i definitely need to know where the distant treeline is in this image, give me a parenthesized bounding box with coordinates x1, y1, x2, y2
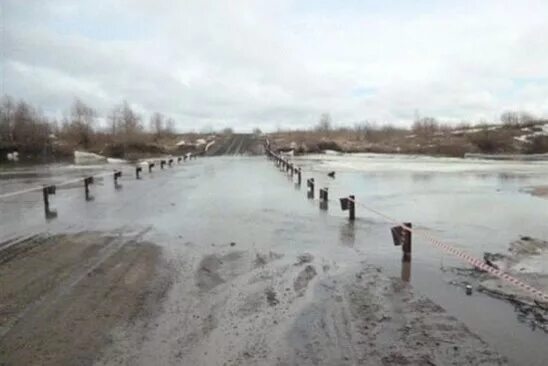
(270, 112, 548, 156)
(0, 95, 180, 158)
(2, 96, 548, 158)
(308, 111, 546, 137)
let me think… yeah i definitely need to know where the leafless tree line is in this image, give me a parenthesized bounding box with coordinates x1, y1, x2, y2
(312, 110, 543, 139)
(0, 96, 177, 154)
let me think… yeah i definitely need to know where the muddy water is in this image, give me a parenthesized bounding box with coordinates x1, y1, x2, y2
(291, 153, 548, 365)
(1, 155, 548, 365)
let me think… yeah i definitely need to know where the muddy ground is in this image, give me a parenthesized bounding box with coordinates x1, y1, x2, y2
(0, 231, 171, 366)
(1, 231, 507, 365)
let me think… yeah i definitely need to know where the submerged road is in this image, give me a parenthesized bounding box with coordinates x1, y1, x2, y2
(0, 156, 546, 365)
(204, 133, 262, 156)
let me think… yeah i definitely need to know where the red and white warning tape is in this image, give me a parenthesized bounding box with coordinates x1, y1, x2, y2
(346, 197, 548, 303)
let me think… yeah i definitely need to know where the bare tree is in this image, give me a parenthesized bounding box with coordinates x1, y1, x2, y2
(412, 117, 439, 137)
(107, 108, 119, 136)
(500, 111, 519, 126)
(1, 98, 51, 152)
(118, 101, 142, 143)
(315, 113, 332, 132)
(165, 118, 175, 135)
(64, 98, 96, 147)
(501, 111, 536, 127)
(0, 95, 16, 144)
(149, 112, 164, 136)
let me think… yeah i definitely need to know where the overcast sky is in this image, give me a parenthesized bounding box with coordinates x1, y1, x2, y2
(2, 0, 548, 131)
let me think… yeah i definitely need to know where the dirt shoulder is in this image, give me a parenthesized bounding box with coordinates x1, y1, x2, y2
(0, 233, 507, 365)
(0, 231, 171, 366)
(94, 244, 507, 365)
(284, 265, 507, 365)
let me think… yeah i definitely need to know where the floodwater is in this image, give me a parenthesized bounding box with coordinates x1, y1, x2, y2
(1, 154, 548, 365)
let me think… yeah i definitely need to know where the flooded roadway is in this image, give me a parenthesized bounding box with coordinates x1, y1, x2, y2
(1, 155, 548, 365)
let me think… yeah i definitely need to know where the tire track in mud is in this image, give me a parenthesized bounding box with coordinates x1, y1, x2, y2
(0, 228, 170, 366)
(0, 227, 147, 339)
(122, 247, 355, 365)
(117, 244, 506, 365)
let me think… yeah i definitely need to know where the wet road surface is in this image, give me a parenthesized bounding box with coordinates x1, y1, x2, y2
(1, 155, 547, 365)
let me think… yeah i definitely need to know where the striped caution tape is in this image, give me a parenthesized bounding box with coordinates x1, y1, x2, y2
(346, 197, 548, 303)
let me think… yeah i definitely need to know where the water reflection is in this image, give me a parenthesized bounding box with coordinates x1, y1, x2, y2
(411, 173, 433, 182)
(339, 221, 355, 247)
(401, 256, 411, 282)
(497, 172, 531, 182)
(45, 209, 58, 220)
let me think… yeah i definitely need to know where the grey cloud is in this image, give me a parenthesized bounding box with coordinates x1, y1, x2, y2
(3, 0, 548, 131)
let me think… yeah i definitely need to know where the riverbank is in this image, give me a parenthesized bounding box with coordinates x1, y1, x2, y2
(268, 121, 548, 158)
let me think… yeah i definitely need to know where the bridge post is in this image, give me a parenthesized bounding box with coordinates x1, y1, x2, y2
(320, 187, 328, 201)
(402, 223, 412, 260)
(307, 178, 314, 199)
(114, 171, 122, 189)
(349, 195, 355, 220)
(84, 177, 94, 201)
(391, 223, 412, 260)
(43, 185, 57, 218)
(319, 187, 328, 210)
(339, 195, 355, 220)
